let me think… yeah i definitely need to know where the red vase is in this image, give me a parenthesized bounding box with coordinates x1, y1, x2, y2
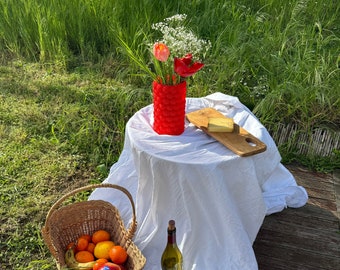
(152, 80, 187, 135)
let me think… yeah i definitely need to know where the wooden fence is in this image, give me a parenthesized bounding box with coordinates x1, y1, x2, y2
(270, 124, 339, 157)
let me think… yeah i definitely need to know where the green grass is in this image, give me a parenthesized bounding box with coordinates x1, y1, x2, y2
(0, 0, 339, 268)
(0, 61, 151, 269)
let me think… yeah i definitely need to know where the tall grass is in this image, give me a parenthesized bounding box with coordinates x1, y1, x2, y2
(251, 0, 340, 127)
(1, 1, 338, 148)
(0, 2, 339, 147)
(0, 0, 338, 157)
(0, 0, 339, 162)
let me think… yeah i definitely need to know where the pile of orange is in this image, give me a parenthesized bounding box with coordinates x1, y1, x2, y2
(66, 229, 128, 270)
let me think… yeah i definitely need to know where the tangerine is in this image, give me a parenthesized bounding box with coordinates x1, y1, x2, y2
(87, 242, 96, 253)
(79, 234, 92, 243)
(93, 240, 115, 259)
(109, 245, 128, 264)
(76, 237, 89, 251)
(92, 230, 111, 244)
(93, 258, 108, 270)
(75, 250, 95, 263)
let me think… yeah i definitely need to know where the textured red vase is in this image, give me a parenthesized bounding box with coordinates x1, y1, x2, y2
(152, 80, 187, 135)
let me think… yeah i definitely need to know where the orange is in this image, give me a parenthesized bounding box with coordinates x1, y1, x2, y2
(87, 242, 96, 253)
(93, 258, 108, 270)
(76, 237, 89, 251)
(94, 240, 115, 259)
(75, 250, 95, 263)
(79, 234, 92, 243)
(96, 258, 108, 263)
(109, 245, 128, 264)
(92, 230, 111, 244)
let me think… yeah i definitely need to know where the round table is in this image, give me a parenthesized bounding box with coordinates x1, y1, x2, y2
(89, 93, 308, 270)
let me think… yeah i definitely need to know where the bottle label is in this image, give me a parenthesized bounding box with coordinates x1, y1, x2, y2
(162, 257, 182, 270)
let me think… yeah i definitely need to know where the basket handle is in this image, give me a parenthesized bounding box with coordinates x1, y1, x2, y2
(44, 183, 137, 240)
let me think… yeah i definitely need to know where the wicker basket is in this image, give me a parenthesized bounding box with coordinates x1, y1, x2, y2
(41, 183, 146, 270)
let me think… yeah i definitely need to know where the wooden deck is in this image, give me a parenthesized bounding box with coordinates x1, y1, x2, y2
(253, 164, 340, 270)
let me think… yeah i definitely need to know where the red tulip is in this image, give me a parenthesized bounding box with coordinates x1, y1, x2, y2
(153, 42, 170, 62)
(179, 53, 193, 65)
(174, 54, 204, 77)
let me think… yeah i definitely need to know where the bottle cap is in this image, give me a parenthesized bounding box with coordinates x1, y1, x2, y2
(168, 220, 176, 231)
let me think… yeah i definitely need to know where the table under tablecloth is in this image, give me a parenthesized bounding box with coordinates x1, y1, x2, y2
(89, 92, 308, 270)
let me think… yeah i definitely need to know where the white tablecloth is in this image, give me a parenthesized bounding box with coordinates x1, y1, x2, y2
(89, 92, 308, 270)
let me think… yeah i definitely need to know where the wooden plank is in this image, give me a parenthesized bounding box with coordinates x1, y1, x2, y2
(256, 255, 324, 270)
(255, 227, 339, 254)
(288, 167, 335, 189)
(262, 206, 339, 229)
(186, 108, 267, 156)
(304, 187, 335, 200)
(255, 244, 340, 270)
(254, 165, 340, 270)
(288, 165, 337, 210)
(307, 197, 337, 211)
(294, 175, 335, 188)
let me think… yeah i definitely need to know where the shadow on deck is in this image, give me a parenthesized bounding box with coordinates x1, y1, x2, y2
(253, 164, 340, 270)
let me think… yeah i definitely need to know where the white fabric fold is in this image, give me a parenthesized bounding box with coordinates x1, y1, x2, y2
(89, 92, 308, 270)
(262, 163, 309, 215)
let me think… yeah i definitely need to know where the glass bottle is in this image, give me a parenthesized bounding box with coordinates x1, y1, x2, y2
(161, 220, 183, 270)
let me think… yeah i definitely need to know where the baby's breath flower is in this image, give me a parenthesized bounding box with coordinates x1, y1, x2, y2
(164, 14, 187, 23)
(152, 14, 211, 61)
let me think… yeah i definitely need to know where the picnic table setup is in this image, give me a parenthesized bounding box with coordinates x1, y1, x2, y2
(89, 92, 309, 270)
(85, 14, 310, 270)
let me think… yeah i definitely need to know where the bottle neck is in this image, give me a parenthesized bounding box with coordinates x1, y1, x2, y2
(167, 229, 177, 245)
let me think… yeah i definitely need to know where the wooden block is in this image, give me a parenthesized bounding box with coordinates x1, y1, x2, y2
(186, 108, 267, 157)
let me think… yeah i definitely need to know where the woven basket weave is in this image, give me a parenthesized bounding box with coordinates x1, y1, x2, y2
(41, 183, 146, 270)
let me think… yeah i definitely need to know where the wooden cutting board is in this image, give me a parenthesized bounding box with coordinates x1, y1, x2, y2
(186, 108, 267, 157)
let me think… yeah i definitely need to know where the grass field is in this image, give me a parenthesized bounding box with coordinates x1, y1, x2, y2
(0, 0, 339, 269)
(0, 61, 148, 269)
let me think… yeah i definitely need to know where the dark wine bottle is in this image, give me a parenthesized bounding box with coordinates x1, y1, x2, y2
(161, 220, 183, 270)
